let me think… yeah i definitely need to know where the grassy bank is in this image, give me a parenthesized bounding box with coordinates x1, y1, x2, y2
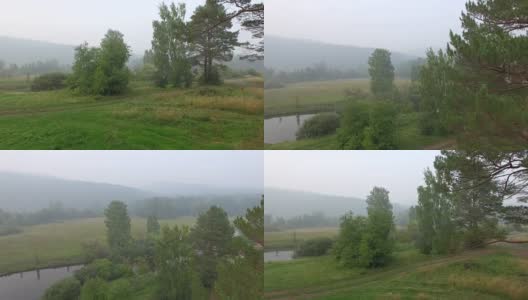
(265, 243, 528, 300)
(0, 77, 263, 149)
(0, 217, 195, 275)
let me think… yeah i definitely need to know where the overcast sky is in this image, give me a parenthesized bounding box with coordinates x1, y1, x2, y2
(0, 151, 263, 190)
(266, 0, 467, 55)
(0, 0, 252, 55)
(265, 151, 440, 206)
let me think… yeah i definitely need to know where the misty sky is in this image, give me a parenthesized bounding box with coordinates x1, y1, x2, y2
(265, 151, 440, 206)
(0, 0, 252, 55)
(0, 151, 263, 190)
(266, 0, 467, 55)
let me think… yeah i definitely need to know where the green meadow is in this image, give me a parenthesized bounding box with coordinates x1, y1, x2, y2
(265, 229, 528, 300)
(0, 76, 263, 150)
(0, 217, 195, 275)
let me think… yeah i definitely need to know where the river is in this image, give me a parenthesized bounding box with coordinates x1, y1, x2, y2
(0, 265, 83, 300)
(264, 250, 295, 262)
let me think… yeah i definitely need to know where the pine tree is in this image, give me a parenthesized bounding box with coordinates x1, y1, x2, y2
(190, 0, 239, 85)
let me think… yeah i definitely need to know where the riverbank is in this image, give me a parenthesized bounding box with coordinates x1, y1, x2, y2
(0, 217, 195, 275)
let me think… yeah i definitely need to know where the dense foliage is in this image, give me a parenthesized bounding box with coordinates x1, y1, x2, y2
(68, 30, 130, 95)
(296, 113, 340, 140)
(338, 101, 397, 150)
(294, 237, 334, 258)
(104, 201, 132, 255)
(30, 73, 68, 91)
(368, 49, 395, 98)
(334, 187, 395, 268)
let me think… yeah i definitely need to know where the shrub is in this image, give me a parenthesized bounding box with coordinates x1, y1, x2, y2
(294, 237, 334, 258)
(81, 240, 110, 263)
(80, 278, 109, 300)
(43, 277, 81, 300)
(338, 101, 398, 150)
(296, 113, 340, 140)
(31, 73, 67, 91)
(74, 259, 132, 284)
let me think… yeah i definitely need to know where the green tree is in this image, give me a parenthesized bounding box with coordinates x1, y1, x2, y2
(338, 101, 398, 150)
(104, 201, 131, 255)
(151, 2, 193, 88)
(68, 42, 99, 94)
(368, 49, 395, 98)
(156, 225, 194, 300)
(416, 169, 458, 254)
(334, 187, 394, 268)
(93, 30, 131, 95)
(418, 49, 455, 136)
(69, 30, 130, 95)
(216, 197, 264, 300)
(147, 215, 161, 235)
(191, 206, 234, 292)
(190, 0, 239, 85)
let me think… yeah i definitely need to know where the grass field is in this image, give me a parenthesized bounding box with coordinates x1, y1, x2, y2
(0, 217, 195, 275)
(0, 76, 263, 149)
(265, 227, 339, 250)
(265, 243, 528, 300)
(265, 78, 410, 116)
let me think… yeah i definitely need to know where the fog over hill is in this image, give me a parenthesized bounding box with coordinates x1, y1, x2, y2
(265, 187, 408, 219)
(265, 35, 418, 72)
(0, 172, 262, 212)
(0, 36, 264, 71)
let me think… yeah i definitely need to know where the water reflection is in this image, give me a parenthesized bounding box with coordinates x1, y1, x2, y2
(0, 265, 83, 300)
(264, 114, 316, 144)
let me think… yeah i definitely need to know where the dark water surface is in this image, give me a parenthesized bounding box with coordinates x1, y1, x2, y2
(0, 265, 83, 300)
(264, 114, 316, 144)
(264, 250, 295, 262)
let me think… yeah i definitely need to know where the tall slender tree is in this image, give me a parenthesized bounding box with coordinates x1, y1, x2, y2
(368, 49, 395, 98)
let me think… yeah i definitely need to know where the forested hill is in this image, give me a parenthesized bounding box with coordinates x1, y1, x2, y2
(0, 172, 152, 212)
(0, 36, 75, 65)
(265, 187, 408, 219)
(265, 35, 418, 71)
(0, 36, 264, 71)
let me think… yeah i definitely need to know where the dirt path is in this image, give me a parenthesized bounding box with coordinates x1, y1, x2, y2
(265, 249, 497, 300)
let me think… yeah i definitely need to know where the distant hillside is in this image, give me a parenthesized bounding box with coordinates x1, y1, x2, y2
(0, 36, 75, 65)
(0, 172, 152, 212)
(0, 36, 263, 72)
(265, 187, 407, 219)
(265, 35, 418, 72)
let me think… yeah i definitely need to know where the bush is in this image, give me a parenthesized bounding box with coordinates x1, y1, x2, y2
(294, 238, 334, 258)
(74, 259, 132, 284)
(43, 277, 81, 300)
(31, 73, 67, 91)
(81, 240, 110, 263)
(296, 113, 340, 140)
(80, 278, 109, 300)
(338, 101, 398, 150)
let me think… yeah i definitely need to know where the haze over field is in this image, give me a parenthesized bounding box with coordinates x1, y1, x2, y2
(266, 0, 467, 56)
(265, 151, 439, 208)
(0, 151, 263, 211)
